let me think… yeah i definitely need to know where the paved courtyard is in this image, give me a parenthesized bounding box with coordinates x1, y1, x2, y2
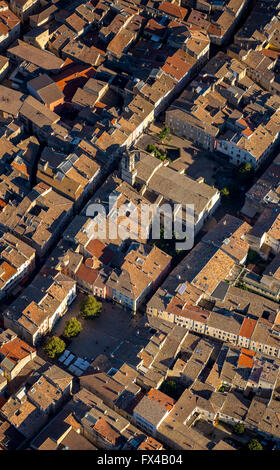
(193, 419, 230, 443)
(51, 292, 142, 361)
(136, 123, 217, 186)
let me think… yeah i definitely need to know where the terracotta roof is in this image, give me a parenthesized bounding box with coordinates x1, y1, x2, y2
(138, 436, 163, 450)
(107, 28, 135, 58)
(158, 1, 188, 19)
(162, 49, 196, 81)
(0, 337, 35, 366)
(0, 7, 20, 35)
(8, 40, 64, 71)
(239, 317, 257, 339)
(85, 239, 114, 265)
(93, 417, 120, 445)
(147, 388, 175, 411)
(76, 263, 98, 285)
(0, 261, 16, 283)
(53, 64, 95, 100)
(145, 18, 166, 37)
(238, 349, 255, 369)
(66, 12, 86, 33)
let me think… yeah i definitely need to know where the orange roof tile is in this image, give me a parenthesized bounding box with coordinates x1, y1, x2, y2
(241, 348, 255, 357)
(239, 318, 257, 339)
(242, 128, 254, 137)
(261, 49, 280, 60)
(94, 101, 107, 109)
(0, 337, 35, 365)
(138, 437, 163, 450)
(238, 349, 255, 369)
(147, 388, 175, 411)
(11, 160, 29, 177)
(93, 417, 120, 445)
(158, 1, 188, 19)
(237, 118, 248, 128)
(0, 261, 16, 283)
(76, 262, 98, 285)
(53, 64, 95, 99)
(85, 238, 114, 264)
(162, 49, 195, 81)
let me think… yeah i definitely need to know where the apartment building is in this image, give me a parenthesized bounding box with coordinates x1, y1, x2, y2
(241, 154, 280, 219)
(0, 328, 36, 381)
(133, 389, 175, 437)
(36, 147, 101, 209)
(246, 208, 280, 257)
(0, 2, 20, 51)
(166, 107, 219, 152)
(238, 317, 257, 349)
(10, 0, 40, 21)
(0, 232, 35, 299)
(29, 4, 57, 28)
(62, 388, 163, 450)
(106, 242, 172, 312)
(8, 40, 65, 73)
(205, 311, 243, 345)
(0, 183, 73, 257)
(4, 272, 76, 345)
(0, 363, 72, 439)
(27, 74, 64, 112)
(30, 399, 97, 450)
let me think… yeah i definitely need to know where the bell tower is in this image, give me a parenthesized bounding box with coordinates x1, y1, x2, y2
(120, 150, 140, 185)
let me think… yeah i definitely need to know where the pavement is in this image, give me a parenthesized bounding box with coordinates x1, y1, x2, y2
(136, 125, 219, 186)
(193, 419, 229, 444)
(51, 292, 141, 361)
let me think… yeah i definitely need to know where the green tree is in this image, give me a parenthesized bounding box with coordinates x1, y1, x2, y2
(166, 380, 176, 391)
(154, 148, 166, 160)
(239, 162, 252, 174)
(146, 144, 156, 153)
(158, 125, 171, 141)
(63, 317, 82, 338)
(221, 187, 230, 198)
(44, 336, 65, 359)
(234, 423, 245, 435)
(247, 249, 260, 264)
(162, 380, 177, 398)
(80, 295, 102, 319)
(236, 162, 254, 185)
(248, 439, 263, 450)
(146, 144, 166, 161)
(237, 280, 248, 291)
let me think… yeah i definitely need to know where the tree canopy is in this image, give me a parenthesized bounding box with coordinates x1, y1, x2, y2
(221, 187, 230, 198)
(236, 162, 254, 185)
(63, 317, 82, 338)
(146, 144, 167, 161)
(234, 423, 245, 435)
(44, 336, 66, 359)
(248, 439, 263, 450)
(80, 295, 102, 319)
(158, 125, 171, 141)
(239, 162, 253, 174)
